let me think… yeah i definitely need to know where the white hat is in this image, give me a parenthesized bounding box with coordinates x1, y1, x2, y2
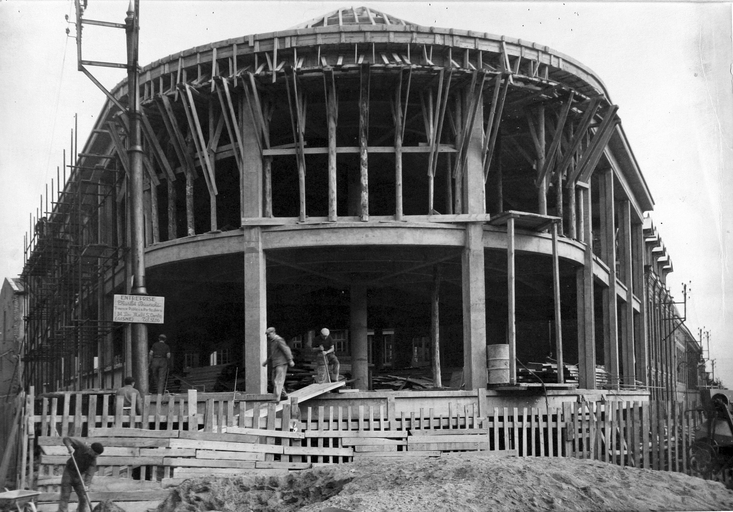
(320, 328, 330, 336)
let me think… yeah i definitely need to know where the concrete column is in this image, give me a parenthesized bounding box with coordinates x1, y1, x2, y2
(619, 200, 635, 386)
(350, 285, 369, 390)
(243, 227, 267, 393)
(599, 170, 619, 389)
(242, 93, 266, 394)
(632, 221, 648, 385)
(463, 223, 487, 389)
(461, 88, 487, 390)
(577, 183, 596, 389)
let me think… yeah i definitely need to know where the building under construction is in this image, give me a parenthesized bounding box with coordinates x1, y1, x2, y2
(20, 6, 702, 402)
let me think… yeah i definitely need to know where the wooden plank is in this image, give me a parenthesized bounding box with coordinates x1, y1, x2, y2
(227, 426, 305, 439)
(165, 457, 261, 468)
(38, 490, 170, 503)
(169, 438, 283, 454)
(244, 381, 345, 418)
(41, 446, 138, 457)
(354, 445, 398, 453)
(174, 468, 253, 477)
(255, 461, 312, 470)
(41, 455, 163, 466)
(38, 436, 170, 448)
(178, 430, 260, 443)
(409, 428, 487, 436)
(352, 451, 441, 459)
(195, 451, 265, 461)
(341, 438, 406, 447)
(282, 446, 353, 457)
(642, 402, 650, 469)
(140, 448, 196, 457)
(88, 427, 179, 438)
(306, 430, 407, 439)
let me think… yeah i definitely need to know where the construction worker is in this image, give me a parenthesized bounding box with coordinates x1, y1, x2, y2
(262, 327, 294, 401)
(116, 376, 142, 427)
(149, 334, 170, 395)
(58, 437, 104, 512)
(316, 328, 340, 382)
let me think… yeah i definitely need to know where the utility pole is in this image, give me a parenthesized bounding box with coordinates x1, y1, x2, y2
(125, 0, 149, 393)
(73, 0, 149, 392)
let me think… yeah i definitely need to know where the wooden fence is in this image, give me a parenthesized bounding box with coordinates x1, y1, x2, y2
(13, 388, 706, 501)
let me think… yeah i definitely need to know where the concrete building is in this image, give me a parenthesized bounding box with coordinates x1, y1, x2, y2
(20, 7, 698, 401)
(0, 278, 25, 398)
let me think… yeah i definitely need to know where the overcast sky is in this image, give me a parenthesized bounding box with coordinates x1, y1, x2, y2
(1, 0, 731, 387)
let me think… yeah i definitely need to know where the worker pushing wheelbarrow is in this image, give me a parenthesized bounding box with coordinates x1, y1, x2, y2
(312, 328, 340, 384)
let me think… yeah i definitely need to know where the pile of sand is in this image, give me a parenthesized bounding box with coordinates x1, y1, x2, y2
(157, 453, 733, 512)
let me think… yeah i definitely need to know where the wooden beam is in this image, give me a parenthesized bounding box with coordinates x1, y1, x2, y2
(325, 69, 338, 221)
(284, 68, 307, 222)
(536, 91, 574, 187)
(359, 63, 370, 221)
(560, 98, 601, 186)
(179, 85, 217, 231)
(482, 74, 509, 180)
(140, 109, 176, 182)
(181, 85, 218, 196)
(156, 94, 198, 180)
(393, 73, 404, 220)
(576, 109, 619, 184)
(431, 265, 442, 388)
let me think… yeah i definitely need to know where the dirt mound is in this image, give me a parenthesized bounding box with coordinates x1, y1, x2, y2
(156, 453, 733, 512)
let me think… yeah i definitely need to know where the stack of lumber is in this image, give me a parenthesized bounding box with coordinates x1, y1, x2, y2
(371, 374, 435, 391)
(517, 362, 578, 384)
(38, 427, 351, 488)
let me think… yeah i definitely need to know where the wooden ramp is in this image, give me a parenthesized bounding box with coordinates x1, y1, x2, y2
(244, 381, 345, 418)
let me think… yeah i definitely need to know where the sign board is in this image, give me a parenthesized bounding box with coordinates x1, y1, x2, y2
(113, 294, 165, 324)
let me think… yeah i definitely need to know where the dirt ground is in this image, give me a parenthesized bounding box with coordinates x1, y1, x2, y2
(155, 453, 733, 512)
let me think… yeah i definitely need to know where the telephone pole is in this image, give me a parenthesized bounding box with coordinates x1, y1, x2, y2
(74, 0, 149, 392)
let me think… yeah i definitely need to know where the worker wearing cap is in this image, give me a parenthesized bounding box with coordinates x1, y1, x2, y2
(58, 437, 104, 512)
(149, 334, 171, 395)
(315, 328, 340, 382)
(262, 327, 294, 401)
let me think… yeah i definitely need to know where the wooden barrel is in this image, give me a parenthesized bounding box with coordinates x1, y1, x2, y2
(487, 344, 510, 384)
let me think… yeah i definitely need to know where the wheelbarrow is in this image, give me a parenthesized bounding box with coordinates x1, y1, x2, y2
(0, 489, 40, 512)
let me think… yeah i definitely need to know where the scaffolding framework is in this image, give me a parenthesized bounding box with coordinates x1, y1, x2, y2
(22, 148, 124, 391)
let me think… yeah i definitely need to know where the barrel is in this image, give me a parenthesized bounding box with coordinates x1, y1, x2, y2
(487, 344, 510, 384)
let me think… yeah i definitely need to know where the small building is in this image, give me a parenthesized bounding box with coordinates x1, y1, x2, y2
(0, 277, 24, 398)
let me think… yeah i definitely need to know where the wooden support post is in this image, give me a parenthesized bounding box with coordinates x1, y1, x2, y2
(185, 173, 195, 236)
(536, 106, 547, 215)
(393, 81, 404, 220)
(326, 71, 338, 221)
(359, 64, 370, 221)
(507, 216, 516, 385)
(167, 178, 177, 240)
(552, 222, 564, 383)
(431, 266, 442, 388)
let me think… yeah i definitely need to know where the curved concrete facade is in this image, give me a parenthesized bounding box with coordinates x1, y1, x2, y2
(26, 7, 676, 396)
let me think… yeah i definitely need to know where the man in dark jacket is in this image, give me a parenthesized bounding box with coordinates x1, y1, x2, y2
(148, 334, 171, 395)
(58, 437, 104, 512)
(262, 326, 294, 401)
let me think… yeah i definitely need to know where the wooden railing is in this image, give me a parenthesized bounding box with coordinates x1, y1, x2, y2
(13, 388, 706, 499)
